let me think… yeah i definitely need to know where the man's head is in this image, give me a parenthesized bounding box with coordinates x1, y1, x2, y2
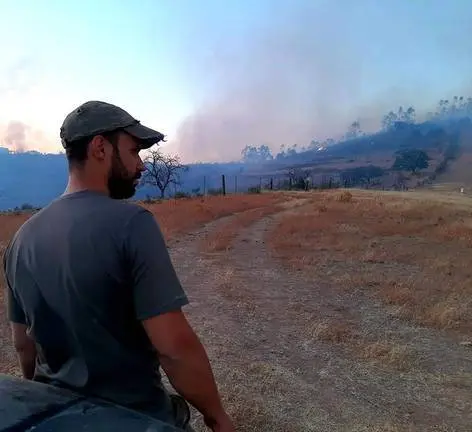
(60, 101, 164, 199)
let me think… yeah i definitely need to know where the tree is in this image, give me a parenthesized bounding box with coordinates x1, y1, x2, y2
(345, 120, 362, 139)
(241, 145, 273, 163)
(141, 149, 188, 198)
(402, 106, 416, 123)
(309, 140, 322, 150)
(381, 111, 398, 130)
(392, 149, 430, 174)
(258, 144, 273, 161)
(382, 105, 416, 130)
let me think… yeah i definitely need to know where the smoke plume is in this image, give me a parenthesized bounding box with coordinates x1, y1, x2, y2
(2, 121, 28, 152)
(170, 1, 472, 163)
(0, 121, 53, 153)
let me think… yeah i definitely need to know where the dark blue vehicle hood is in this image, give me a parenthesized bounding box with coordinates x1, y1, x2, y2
(0, 373, 182, 431)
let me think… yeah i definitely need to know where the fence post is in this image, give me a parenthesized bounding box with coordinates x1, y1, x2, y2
(222, 174, 226, 195)
(203, 176, 206, 196)
(270, 178, 273, 190)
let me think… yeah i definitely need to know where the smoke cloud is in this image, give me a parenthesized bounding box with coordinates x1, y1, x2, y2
(2, 121, 28, 152)
(0, 57, 57, 153)
(173, 5, 360, 162)
(0, 121, 53, 153)
(170, 1, 472, 163)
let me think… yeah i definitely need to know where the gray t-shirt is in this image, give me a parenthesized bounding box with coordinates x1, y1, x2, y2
(3, 190, 189, 422)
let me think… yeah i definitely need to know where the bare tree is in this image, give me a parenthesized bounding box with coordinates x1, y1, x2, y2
(141, 149, 188, 198)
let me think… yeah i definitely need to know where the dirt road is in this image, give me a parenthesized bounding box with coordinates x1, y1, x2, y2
(167, 202, 472, 431)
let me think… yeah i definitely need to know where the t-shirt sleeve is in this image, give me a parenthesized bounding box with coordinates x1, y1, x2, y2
(3, 244, 27, 325)
(7, 286, 27, 325)
(125, 208, 189, 321)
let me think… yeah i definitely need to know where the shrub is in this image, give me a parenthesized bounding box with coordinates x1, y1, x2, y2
(337, 191, 353, 203)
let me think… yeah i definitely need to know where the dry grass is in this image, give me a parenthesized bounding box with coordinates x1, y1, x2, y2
(359, 341, 416, 371)
(0, 213, 31, 253)
(201, 205, 283, 252)
(309, 319, 355, 343)
(268, 189, 472, 334)
(141, 193, 285, 241)
(301, 315, 417, 371)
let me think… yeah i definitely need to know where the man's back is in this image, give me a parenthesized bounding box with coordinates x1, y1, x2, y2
(4, 190, 189, 422)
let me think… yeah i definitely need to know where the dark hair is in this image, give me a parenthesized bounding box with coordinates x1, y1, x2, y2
(65, 130, 121, 168)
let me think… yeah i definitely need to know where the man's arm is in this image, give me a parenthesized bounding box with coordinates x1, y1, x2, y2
(10, 322, 36, 379)
(125, 209, 233, 430)
(142, 312, 233, 430)
(4, 246, 37, 379)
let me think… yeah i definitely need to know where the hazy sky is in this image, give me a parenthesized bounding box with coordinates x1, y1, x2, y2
(1, 0, 471, 161)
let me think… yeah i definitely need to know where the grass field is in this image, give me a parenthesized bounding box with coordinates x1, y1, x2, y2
(1, 190, 471, 431)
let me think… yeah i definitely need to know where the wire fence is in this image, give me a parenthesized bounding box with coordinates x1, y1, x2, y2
(143, 172, 355, 201)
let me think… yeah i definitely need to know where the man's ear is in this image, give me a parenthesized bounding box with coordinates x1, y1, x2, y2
(88, 135, 108, 161)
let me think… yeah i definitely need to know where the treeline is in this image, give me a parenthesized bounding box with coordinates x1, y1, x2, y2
(240, 95, 472, 164)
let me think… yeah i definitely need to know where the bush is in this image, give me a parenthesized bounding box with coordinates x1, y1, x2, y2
(337, 191, 353, 203)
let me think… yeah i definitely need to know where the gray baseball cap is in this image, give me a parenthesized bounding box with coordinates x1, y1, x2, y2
(60, 100, 165, 150)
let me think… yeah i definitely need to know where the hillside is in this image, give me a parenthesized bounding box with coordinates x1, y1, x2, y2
(241, 116, 472, 192)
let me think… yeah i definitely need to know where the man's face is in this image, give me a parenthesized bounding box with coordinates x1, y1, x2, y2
(106, 132, 145, 199)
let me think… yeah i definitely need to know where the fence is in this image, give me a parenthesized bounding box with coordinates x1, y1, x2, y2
(144, 172, 349, 201)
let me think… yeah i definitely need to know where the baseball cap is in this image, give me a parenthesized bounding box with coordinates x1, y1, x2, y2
(60, 100, 165, 150)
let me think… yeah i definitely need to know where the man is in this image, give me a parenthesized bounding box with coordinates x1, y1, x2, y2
(3, 101, 234, 431)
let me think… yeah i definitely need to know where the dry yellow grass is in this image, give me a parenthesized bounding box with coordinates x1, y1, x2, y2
(141, 193, 285, 241)
(268, 189, 472, 334)
(0, 213, 31, 244)
(201, 204, 283, 253)
(359, 341, 416, 372)
(309, 319, 355, 343)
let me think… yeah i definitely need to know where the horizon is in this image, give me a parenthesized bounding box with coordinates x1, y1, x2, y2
(1, 0, 471, 163)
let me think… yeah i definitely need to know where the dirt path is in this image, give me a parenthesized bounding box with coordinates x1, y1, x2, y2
(167, 205, 472, 431)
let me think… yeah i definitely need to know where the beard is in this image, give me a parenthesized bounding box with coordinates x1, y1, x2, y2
(107, 153, 140, 200)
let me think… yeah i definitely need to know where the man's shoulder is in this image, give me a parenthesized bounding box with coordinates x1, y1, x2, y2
(10, 196, 153, 241)
(103, 198, 149, 216)
(84, 198, 158, 235)
(112, 200, 154, 223)
(55, 193, 152, 221)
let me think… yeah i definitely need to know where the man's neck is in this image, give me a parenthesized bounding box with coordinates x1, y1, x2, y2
(63, 172, 109, 197)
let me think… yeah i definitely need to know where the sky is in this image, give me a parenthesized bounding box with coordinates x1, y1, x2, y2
(0, 0, 471, 162)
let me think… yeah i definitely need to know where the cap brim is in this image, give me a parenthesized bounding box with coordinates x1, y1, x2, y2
(124, 123, 165, 149)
